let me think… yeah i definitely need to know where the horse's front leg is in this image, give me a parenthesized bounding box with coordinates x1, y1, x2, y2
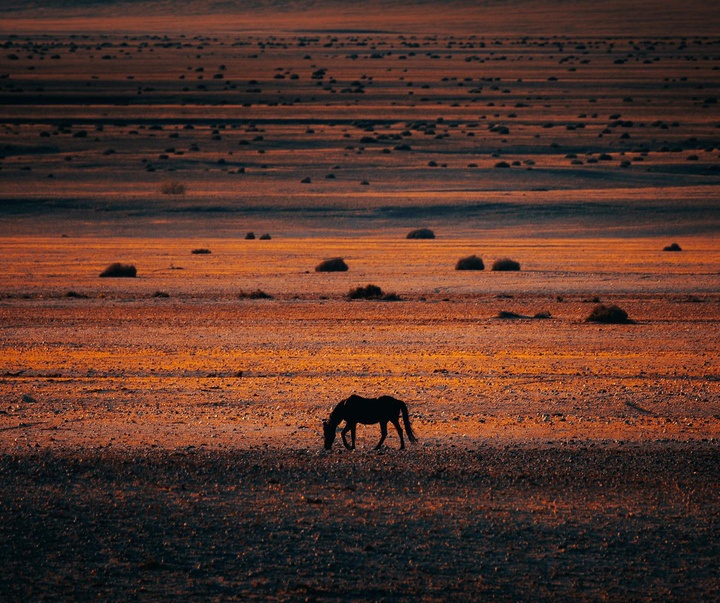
(341, 423, 355, 450)
(375, 422, 388, 450)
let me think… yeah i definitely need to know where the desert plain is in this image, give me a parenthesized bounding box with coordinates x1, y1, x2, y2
(1, 1, 719, 601)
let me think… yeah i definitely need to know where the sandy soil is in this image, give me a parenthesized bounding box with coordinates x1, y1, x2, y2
(1, 2, 720, 600)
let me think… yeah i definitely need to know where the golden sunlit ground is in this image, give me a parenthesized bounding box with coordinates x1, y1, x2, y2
(1, 1, 719, 601)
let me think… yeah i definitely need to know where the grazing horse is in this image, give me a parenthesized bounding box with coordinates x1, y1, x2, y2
(323, 394, 418, 450)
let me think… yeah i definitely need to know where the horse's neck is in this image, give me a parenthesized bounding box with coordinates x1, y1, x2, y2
(329, 401, 346, 427)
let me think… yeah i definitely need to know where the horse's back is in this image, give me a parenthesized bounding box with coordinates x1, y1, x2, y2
(343, 394, 404, 423)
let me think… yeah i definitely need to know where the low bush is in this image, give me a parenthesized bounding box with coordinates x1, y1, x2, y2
(245, 232, 256, 240)
(406, 228, 435, 239)
(455, 255, 485, 270)
(663, 242, 682, 252)
(259, 234, 272, 240)
(315, 257, 348, 272)
(492, 258, 521, 271)
(99, 263, 137, 278)
(191, 248, 212, 254)
(586, 304, 632, 324)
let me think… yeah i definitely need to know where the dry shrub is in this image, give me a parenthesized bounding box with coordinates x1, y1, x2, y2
(99, 263, 137, 278)
(455, 255, 485, 271)
(245, 232, 256, 240)
(259, 234, 272, 240)
(191, 248, 211, 255)
(492, 258, 521, 271)
(586, 304, 632, 324)
(406, 228, 435, 239)
(347, 284, 383, 299)
(347, 284, 401, 301)
(315, 258, 348, 272)
(663, 242, 682, 252)
(239, 289, 273, 300)
(161, 181, 186, 195)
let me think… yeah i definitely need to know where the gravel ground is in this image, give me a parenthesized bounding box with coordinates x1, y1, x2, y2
(1, 443, 718, 602)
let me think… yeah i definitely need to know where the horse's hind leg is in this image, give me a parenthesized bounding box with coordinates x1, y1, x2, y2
(375, 422, 388, 450)
(391, 418, 405, 450)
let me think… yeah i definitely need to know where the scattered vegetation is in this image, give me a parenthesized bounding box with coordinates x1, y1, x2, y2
(406, 228, 435, 239)
(492, 258, 521, 271)
(152, 291, 170, 298)
(663, 242, 682, 252)
(259, 234, 272, 240)
(99, 263, 137, 278)
(586, 304, 632, 324)
(455, 255, 485, 271)
(245, 232, 256, 240)
(191, 248, 212, 255)
(161, 181, 186, 195)
(65, 290, 89, 299)
(315, 257, 348, 272)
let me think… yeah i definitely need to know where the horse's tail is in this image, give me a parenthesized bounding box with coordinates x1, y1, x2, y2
(400, 400, 418, 443)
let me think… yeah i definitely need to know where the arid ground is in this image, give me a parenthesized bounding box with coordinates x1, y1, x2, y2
(1, 1, 719, 601)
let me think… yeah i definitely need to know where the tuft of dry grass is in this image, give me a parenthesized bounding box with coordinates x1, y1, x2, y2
(315, 257, 348, 272)
(455, 255, 485, 271)
(586, 304, 632, 324)
(406, 228, 435, 239)
(348, 284, 383, 299)
(492, 258, 521, 271)
(99, 263, 137, 278)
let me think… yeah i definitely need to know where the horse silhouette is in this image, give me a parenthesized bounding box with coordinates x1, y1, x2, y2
(323, 394, 417, 450)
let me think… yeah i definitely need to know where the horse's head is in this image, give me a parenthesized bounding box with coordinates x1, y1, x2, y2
(323, 419, 336, 450)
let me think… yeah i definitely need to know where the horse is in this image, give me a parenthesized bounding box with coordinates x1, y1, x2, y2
(323, 394, 418, 450)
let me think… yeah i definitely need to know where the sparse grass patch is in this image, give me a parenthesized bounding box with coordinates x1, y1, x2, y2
(492, 258, 521, 271)
(99, 263, 137, 278)
(586, 304, 632, 324)
(315, 258, 348, 272)
(406, 228, 435, 239)
(455, 255, 485, 270)
(152, 291, 170, 298)
(161, 181, 186, 195)
(191, 248, 212, 255)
